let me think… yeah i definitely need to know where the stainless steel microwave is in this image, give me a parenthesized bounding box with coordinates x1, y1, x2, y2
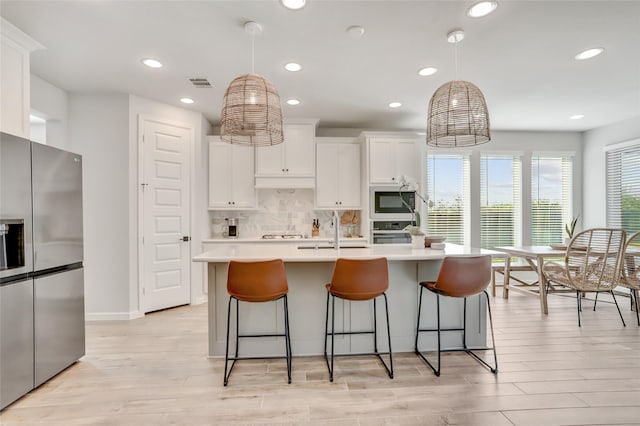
(370, 187, 416, 220)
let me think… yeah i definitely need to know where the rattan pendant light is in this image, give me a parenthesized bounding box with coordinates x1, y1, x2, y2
(427, 30, 491, 147)
(220, 22, 284, 146)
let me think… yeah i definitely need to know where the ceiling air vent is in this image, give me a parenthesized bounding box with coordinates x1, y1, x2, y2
(189, 78, 212, 88)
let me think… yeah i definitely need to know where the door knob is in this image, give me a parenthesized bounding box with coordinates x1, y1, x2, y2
(181, 236, 190, 242)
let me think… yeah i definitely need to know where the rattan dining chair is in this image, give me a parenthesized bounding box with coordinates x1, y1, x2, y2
(621, 230, 640, 326)
(542, 228, 627, 327)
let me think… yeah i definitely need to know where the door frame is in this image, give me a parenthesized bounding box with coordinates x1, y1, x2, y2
(137, 114, 195, 314)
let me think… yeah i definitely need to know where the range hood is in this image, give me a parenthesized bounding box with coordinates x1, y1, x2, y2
(254, 176, 315, 189)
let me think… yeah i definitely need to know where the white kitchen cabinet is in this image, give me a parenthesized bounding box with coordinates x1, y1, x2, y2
(316, 141, 361, 209)
(208, 137, 256, 209)
(0, 18, 43, 138)
(255, 120, 318, 188)
(367, 137, 420, 185)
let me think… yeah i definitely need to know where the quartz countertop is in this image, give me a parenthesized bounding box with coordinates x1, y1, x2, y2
(202, 237, 367, 243)
(193, 243, 506, 263)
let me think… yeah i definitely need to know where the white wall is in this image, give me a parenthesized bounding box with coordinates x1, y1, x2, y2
(30, 74, 68, 149)
(34, 83, 212, 319)
(196, 115, 214, 300)
(583, 116, 640, 228)
(68, 93, 131, 318)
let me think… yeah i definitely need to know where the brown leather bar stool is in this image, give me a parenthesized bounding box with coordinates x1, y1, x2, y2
(324, 257, 393, 382)
(224, 259, 292, 386)
(415, 255, 498, 376)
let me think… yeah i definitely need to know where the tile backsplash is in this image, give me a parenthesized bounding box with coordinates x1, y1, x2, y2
(208, 189, 360, 238)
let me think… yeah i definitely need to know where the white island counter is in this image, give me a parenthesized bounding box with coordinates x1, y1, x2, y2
(193, 244, 505, 357)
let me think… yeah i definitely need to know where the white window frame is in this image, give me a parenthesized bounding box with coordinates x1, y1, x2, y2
(605, 139, 640, 233)
(425, 152, 470, 246)
(479, 153, 523, 249)
(530, 152, 575, 245)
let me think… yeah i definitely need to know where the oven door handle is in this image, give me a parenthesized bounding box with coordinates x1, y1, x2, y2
(372, 230, 410, 234)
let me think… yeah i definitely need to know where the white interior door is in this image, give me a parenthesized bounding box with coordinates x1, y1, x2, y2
(141, 118, 191, 313)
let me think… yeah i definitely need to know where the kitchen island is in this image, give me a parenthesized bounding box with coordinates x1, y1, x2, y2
(193, 244, 505, 357)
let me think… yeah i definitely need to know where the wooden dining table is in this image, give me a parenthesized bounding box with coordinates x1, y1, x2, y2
(493, 245, 567, 314)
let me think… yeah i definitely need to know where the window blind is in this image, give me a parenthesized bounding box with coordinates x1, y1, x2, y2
(531, 155, 573, 245)
(480, 155, 521, 249)
(606, 143, 640, 233)
(426, 154, 469, 245)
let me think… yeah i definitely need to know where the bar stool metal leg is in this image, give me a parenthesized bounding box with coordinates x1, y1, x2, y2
(415, 286, 441, 376)
(325, 293, 336, 382)
(283, 295, 292, 384)
(223, 297, 238, 386)
(415, 289, 497, 376)
(373, 298, 378, 353)
(323, 291, 330, 374)
(464, 291, 498, 373)
(324, 292, 393, 382)
(324, 257, 392, 382)
(382, 293, 394, 378)
(414, 285, 424, 357)
(224, 295, 293, 386)
(485, 291, 499, 372)
(235, 298, 240, 359)
(224, 259, 291, 386)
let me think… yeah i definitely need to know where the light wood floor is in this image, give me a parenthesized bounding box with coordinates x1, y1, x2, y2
(2, 284, 640, 425)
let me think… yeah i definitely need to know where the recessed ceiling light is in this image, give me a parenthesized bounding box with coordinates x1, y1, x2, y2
(180, 98, 194, 104)
(570, 114, 584, 120)
(284, 62, 302, 72)
(389, 102, 402, 108)
(418, 67, 438, 76)
(141, 58, 163, 68)
(575, 47, 604, 60)
(281, 0, 306, 10)
(467, 2, 498, 18)
(286, 99, 301, 106)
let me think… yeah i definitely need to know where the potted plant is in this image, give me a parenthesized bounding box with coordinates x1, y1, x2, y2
(404, 212, 425, 248)
(564, 215, 579, 245)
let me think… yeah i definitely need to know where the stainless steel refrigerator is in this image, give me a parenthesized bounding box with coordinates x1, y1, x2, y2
(1, 132, 85, 410)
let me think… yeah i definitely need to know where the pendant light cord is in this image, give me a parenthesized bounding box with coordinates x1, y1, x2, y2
(251, 31, 255, 74)
(454, 41, 458, 80)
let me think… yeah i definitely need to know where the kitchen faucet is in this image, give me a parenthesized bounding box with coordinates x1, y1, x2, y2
(332, 210, 340, 249)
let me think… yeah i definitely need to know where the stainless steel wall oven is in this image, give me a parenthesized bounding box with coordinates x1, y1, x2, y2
(370, 220, 412, 244)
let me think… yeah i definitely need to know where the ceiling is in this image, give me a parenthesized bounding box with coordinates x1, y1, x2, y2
(2, 1, 639, 133)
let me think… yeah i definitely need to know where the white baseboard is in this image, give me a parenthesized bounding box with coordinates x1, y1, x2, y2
(190, 296, 207, 305)
(85, 310, 144, 321)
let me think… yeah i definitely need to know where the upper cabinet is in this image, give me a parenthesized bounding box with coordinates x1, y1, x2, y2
(366, 135, 420, 185)
(315, 139, 361, 209)
(208, 137, 256, 209)
(1, 18, 44, 139)
(255, 119, 318, 188)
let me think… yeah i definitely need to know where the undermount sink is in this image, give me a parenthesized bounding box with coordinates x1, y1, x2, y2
(297, 245, 368, 250)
